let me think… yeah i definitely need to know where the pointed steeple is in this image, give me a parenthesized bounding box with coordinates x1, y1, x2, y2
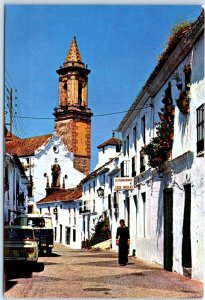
(65, 36, 83, 64)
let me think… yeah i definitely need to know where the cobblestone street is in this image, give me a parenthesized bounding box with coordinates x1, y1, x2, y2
(4, 243, 203, 298)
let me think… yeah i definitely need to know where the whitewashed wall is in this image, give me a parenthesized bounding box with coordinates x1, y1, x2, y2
(117, 32, 204, 281)
(4, 154, 29, 223)
(38, 201, 83, 249)
(20, 134, 84, 208)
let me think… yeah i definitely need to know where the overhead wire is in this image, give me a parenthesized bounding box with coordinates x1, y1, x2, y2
(11, 104, 152, 120)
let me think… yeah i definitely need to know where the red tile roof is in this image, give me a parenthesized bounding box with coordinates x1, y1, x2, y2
(97, 137, 122, 149)
(37, 185, 82, 204)
(6, 134, 52, 156)
(5, 127, 20, 141)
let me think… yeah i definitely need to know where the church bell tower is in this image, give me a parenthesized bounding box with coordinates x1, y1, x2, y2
(54, 37, 92, 175)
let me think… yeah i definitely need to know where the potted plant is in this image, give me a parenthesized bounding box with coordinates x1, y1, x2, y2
(176, 91, 190, 114)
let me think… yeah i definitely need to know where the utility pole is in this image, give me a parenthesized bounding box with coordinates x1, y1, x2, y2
(5, 87, 13, 140)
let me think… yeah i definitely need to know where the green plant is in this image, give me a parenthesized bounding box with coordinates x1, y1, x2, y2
(88, 215, 111, 247)
(142, 97, 175, 168)
(157, 18, 193, 63)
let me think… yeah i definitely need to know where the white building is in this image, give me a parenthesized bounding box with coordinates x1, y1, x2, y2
(81, 136, 122, 247)
(4, 153, 29, 224)
(6, 133, 84, 213)
(37, 185, 83, 249)
(116, 12, 204, 281)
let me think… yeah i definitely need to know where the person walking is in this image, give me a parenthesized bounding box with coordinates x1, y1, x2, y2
(116, 219, 130, 266)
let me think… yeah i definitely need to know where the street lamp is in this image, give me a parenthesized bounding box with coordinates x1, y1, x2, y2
(97, 187, 104, 198)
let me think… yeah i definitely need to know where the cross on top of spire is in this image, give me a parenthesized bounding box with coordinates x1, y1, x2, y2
(65, 36, 83, 64)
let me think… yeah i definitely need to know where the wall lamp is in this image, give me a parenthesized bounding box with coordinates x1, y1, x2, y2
(97, 187, 104, 198)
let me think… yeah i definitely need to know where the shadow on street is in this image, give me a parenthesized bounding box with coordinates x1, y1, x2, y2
(4, 261, 44, 292)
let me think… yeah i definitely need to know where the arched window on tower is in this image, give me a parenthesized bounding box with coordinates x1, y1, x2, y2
(78, 82, 83, 106)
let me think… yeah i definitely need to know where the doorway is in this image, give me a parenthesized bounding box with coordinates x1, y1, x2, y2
(125, 197, 130, 229)
(66, 227, 71, 245)
(163, 188, 173, 271)
(182, 184, 192, 275)
(60, 224, 62, 243)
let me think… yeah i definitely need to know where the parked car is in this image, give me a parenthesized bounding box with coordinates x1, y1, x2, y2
(4, 225, 38, 265)
(13, 214, 54, 254)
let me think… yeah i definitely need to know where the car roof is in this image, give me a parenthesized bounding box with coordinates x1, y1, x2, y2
(4, 225, 34, 230)
(16, 214, 51, 218)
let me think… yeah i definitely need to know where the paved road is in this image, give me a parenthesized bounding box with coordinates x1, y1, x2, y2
(4, 243, 203, 298)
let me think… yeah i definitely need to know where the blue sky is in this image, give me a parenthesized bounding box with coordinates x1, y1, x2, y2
(5, 5, 202, 169)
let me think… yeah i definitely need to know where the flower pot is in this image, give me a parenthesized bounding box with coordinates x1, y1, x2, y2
(162, 96, 172, 106)
(158, 113, 165, 121)
(169, 132, 174, 140)
(171, 108, 175, 116)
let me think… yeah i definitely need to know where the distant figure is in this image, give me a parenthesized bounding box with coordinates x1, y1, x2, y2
(116, 219, 130, 266)
(51, 159, 61, 187)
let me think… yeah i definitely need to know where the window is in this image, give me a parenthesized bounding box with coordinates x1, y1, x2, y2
(123, 140, 126, 156)
(108, 194, 111, 210)
(60, 204, 62, 209)
(140, 150, 145, 173)
(197, 104, 204, 154)
(47, 206, 50, 213)
(126, 135, 129, 156)
(78, 82, 82, 106)
(109, 178, 113, 191)
(54, 227, 57, 241)
(69, 208, 71, 224)
(93, 199, 95, 212)
(133, 126, 137, 151)
(113, 192, 118, 209)
(141, 116, 146, 144)
(93, 181, 95, 192)
(88, 183, 91, 193)
(74, 208, 76, 225)
(120, 161, 124, 177)
(142, 192, 146, 237)
(79, 201, 82, 213)
(73, 229, 76, 242)
(132, 156, 136, 177)
(116, 144, 121, 152)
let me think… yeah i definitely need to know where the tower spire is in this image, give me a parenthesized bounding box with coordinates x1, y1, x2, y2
(65, 36, 83, 64)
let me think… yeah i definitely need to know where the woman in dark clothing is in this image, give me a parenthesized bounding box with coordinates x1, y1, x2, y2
(116, 219, 130, 266)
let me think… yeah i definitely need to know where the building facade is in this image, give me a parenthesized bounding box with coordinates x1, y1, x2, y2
(37, 185, 83, 249)
(4, 153, 29, 224)
(6, 133, 84, 214)
(81, 136, 122, 246)
(116, 12, 204, 281)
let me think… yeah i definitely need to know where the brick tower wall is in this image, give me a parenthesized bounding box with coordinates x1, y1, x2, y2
(55, 118, 91, 175)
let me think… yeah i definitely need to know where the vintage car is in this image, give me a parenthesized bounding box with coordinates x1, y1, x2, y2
(13, 214, 54, 254)
(4, 225, 38, 264)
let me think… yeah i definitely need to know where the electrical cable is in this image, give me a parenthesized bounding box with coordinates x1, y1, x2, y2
(10, 104, 152, 120)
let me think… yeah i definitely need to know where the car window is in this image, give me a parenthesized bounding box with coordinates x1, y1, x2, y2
(27, 218, 45, 227)
(4, 228, 34, 240)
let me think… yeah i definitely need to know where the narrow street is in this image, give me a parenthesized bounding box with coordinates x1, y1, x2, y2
(4, 243, 203, 298)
